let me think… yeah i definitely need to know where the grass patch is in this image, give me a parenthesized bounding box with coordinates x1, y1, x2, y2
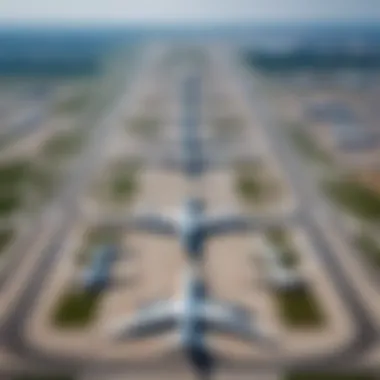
(0, 193, 22, 217)
(0, 228, 14, 254)
(286, 372, 375, 380)
(0, 160, 31, 190)
(52, 289, 101, 328)
(290, 126, 331, 164)
(266, 228, 299, 268)
(275, 287, 324, 327)
(42, 132, 83, 159)
(27, 164, 59, 201)
(278, 247, 299, 268)
(322, 178, 380, 222)
(354, 232, 380, 267)
(0, 160, 59, 214)
(236, 175, 265, 201)
(109, 172, 138, 203)
(95, 161, 139, 206)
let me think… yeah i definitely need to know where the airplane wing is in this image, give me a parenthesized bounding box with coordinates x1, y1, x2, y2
(126, 213, 177, 235)
(96, 212, 177, 236)
(203, 212, 296, 238)
(202, 214, 253, 237)
(106, 301, 180, 340)
(199, 301, 276, 346)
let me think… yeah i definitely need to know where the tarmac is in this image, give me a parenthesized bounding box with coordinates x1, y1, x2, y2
(25, 163, 356, 364)
(0, 44, 375, 378)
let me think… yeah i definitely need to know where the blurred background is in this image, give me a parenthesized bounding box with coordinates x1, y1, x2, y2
(0, 1, 380, 380)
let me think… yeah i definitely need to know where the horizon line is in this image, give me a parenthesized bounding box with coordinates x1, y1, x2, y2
(0, 18, 380, 31)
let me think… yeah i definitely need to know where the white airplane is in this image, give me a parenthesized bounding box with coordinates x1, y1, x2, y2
(90, 196, 297, 262)
(135, 73, 257, 177)
(261, 242, 305, 291)
(106, 263, 277, 350)
(73, 244, 135, 293)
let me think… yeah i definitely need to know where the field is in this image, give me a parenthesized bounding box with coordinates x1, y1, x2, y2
(354, 232, 380, 268)
(0, 193, 23, 217)
(0, 160, 31, 199)
(275, 287, 324, 327)
(108, 169, 139, 204)
(235, 161, 279, 204)
(41, 131, 83, 159)
(0, 161, 31, 217)
(0, 159, 61, 214)
(356, 170, 380, 195)
(52, 289, 101, 328)
(322, 178, 380, 222)
(93, 161, 139, 206)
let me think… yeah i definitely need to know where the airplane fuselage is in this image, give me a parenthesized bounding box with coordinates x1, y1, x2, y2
(178, 200, 207, 261)
(179, 266, 208, 355)
(180, 73, 204, 177)
(82, 245, 117, 292)
(182, 140, 204, 177)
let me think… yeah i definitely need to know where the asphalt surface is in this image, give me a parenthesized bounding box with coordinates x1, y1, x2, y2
(0, 46, 378, 377)
(231, 55, 379, 363)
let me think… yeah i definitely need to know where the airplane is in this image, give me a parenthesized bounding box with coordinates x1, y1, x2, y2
(105, 264, 277, 378)
(88, 196, 297, 262)
(78, 244, 118, 293)
(135, 73, 258, 177)
(260, 242, 305, 291)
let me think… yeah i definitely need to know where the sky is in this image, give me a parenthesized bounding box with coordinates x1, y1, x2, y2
(0, 0, 379, 24)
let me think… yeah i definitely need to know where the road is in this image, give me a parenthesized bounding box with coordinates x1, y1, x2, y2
(0, 43, 173, 373)
(226, 48, 378, 365)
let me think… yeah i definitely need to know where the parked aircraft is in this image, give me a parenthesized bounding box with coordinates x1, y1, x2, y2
(138, 73, 256, 176)
(106, 264, 276, 377)
(79, 244, 118, 292)
(90, 196, 296, 262)
(261, 242, 305, 291)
